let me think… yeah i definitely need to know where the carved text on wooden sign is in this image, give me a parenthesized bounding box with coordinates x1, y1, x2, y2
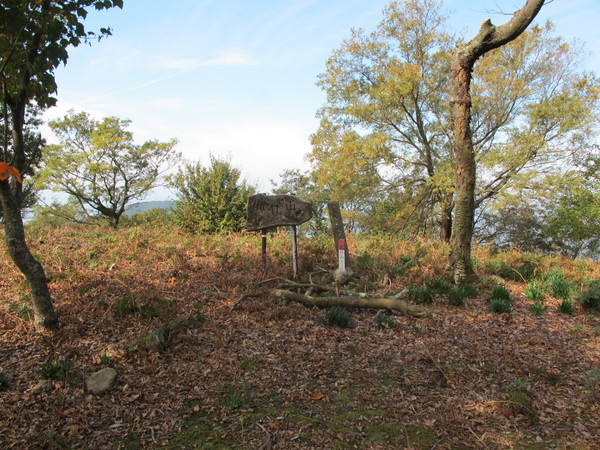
(246, 194, 312, 231)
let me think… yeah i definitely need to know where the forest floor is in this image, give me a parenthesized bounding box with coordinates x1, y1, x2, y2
(0, 224, 599, 449)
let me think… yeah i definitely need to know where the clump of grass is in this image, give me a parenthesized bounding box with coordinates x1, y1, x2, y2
(507, 388, 537, 422)
(114, 292, 136, 318)
(408, 286, 434, 305)
(551, 279, 572, 300)
(320, 306, 352, 328)
(484, 256, 539, 282)
(373, 311, 397, 329)
(525, 281, 545, 302)
(0, 371, 10, 391)
(190, 302, 207, 325)
(8, 295, 33, 321)
(530, 301, 545, 316)
(426, 277, 452, 295)
(578, 280, 600, 310)
(38, 357, 74, 381)
(570, 324, 585, 333)
(219, 382, 253, 410)
(558, 299, 574, 315)
(99, 351, 113, 365)
(490, 298, 512, 314)
(492, 286, 511, 301)
(489, 286, 512, 314)
(584, 368, 600, 395)
(544, 270, 573, 300)
(447, 282, 477, 307)
(239, 358, 262, 372)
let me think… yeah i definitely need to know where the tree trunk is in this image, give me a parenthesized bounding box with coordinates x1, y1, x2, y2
(328, 201, 351, 268)
(0, 181, 58, 330)
(1, 96, 58, 330)
(439, 203, 453, 242)
(448, 0, 545, 283)
(448, 55, 476, 281)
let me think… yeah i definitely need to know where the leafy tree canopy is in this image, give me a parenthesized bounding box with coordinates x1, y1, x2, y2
(0, 0, 122, 110)
(169, 156, 255, 234)
(309, 0, 599, 240)
(39, 110, 180, 227)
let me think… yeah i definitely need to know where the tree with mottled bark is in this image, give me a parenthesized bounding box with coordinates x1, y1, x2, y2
(448, 0, 546, 282)
(0, 0, 123, 330)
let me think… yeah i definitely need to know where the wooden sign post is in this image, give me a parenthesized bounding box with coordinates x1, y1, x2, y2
(247, 194, 313, 277)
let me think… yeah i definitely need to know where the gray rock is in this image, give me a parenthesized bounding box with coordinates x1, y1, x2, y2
(31, 380, 54, 394)
(86, 368, 117, 395)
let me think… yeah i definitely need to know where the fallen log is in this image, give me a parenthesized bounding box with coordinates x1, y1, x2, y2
(272, 289, 431, 318)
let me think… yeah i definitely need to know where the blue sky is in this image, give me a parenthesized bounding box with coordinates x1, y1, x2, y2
(44, 0, 600, 199)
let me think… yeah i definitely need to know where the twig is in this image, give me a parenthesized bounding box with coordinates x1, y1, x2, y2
(231, 293, 262, 311)
(424, 349, 454, 388)
(467, 427, 489, 449)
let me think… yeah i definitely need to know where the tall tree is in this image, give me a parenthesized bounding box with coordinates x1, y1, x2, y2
(0, 0, 123, 330)
(310, 0, 597, 240)
(41, 110, 180, 228)
(448, 0, 545, 282)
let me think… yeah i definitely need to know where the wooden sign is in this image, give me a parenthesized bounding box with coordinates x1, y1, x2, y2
(246, 194, 312, 231)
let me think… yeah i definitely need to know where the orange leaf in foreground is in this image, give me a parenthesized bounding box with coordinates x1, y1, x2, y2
(0, 162, 23, 184)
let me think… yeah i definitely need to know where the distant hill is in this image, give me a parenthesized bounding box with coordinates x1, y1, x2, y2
(126, 200, 174, 215)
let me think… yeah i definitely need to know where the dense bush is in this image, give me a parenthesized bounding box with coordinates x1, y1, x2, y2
(447, 282, 478, 307)
(320, 306, 352, 328)
(579, 279, 600, 310)
(169, 156, 254, 233)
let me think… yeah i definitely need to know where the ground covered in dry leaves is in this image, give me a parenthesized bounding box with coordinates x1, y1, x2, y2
(1, 225, 599, 449)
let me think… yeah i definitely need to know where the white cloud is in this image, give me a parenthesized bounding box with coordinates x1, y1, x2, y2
(200, 51, 258, 67)
(152, 50, 258, 70)
(175, 119, 314, 191)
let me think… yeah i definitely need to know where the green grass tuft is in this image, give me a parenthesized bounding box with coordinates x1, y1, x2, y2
(320, 306, 352, 328)
(408, 286, 434, 305)
(558, 299, 574, 315)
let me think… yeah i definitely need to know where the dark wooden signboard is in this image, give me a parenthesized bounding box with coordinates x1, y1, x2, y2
(246, 194, 312, 231)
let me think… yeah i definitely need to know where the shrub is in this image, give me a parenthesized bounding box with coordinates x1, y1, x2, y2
(544, 270, 573, 300)
(426, 277, 452, 295)
(320, 306, 352, 328)
(484, 257, 538, 282)
(490, 298, 511, 314)
(408, 286, 434, 305)
(550, 279, 572, 300)
(525, 281, 545, 302)
(491, 286, 511, 301)
(447, 282, 478, 307)
(578, 280, 600, 310)
(168, 156, 255, 233)
(558, 300, 574, 315)
(125, 208, 171, 226)
(530, 301, 545, 316)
